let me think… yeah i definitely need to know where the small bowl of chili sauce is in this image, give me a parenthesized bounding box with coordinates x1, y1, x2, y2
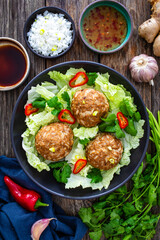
(79, 0, 133, 54)
(0, 37, 30, 91)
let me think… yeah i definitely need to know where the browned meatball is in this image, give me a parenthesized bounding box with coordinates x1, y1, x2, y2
(35, 123, 73, 161)
(86, 133, 123, 170)
(71, 89, 109, 127)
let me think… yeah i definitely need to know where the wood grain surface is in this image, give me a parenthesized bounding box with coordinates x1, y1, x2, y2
(0, 0, 160, 239)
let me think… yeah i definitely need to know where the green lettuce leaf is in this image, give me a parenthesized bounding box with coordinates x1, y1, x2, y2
(48, 71, 72, 89)
(65, 141, 92, 177)
(22, 129, 50, 172)
(36, 85, 55, 100)
(27, 81, 58, 103)
(95, 73, 134, 110)
(73, 126, 99, 140)
(48, 68, 87, 90)
(65, 67, 85, 76)
(25, 108, 56, 135)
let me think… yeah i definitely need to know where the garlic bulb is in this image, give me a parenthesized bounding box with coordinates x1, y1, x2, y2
(129, 54, 159, 85)
(31, 218, 56, 240)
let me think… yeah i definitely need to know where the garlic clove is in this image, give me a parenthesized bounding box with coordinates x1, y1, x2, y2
(31, 218, 56, 240)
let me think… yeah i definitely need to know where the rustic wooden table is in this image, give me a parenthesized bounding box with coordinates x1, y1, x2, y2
(0, 0, 160, 239)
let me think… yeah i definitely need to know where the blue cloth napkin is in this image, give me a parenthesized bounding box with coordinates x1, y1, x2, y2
(0, 156, 87, 240)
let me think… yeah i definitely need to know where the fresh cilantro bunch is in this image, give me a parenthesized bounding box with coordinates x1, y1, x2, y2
(49, 161, 71, 183)
(79, 109, 160, 240)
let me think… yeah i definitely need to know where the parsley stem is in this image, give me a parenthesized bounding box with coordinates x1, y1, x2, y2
(104, 189, 133, 211)
(135, 204, 152, 223)
(131, 173, 158, 204)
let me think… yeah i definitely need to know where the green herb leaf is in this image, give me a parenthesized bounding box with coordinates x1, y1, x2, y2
(123, 202, 137, 217)
(32, 97, 46, 108)
(134, 111, 141, 122)
(98, 122, 109, 132)
(49, 161, 66, 168)
(47, 96, 58, 107)
(105, 125, 116, 132)
(93, 201, 106, 210)
(115, 121, 125, 138)
(47, 96, 63, 115)
(101, 113, 116, 123)
(51, 109, 61, 116)
(119, 98, 136, 117)
(79, 138, 90, 147)
(116, 185, 128, 194)
(61, 164, 72, 183)
(124, 118, 137, 136)
(50, 161, 71, 183)
(86, 72, 98, 86)
(89, 230, 102, 240)
(61, 91, 71, 110)
(78, 207, 93, 226)
(148, 184, 157, 206)
(53, 168, 61, 182)
(87, 168, 103, 183)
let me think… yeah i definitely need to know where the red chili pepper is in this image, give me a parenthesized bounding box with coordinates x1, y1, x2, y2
(117, 112, 128, 129)
(69, 72, 88, 88)
(4, 176, 49, 211)
(58, 109, 76, 124)
(73, 159, 87, 174)
(25, 103, 39, 116)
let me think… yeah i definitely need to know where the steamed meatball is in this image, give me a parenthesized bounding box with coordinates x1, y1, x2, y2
(86, 133, 123, 170)
(71, 89, 109, 127)
(35, 123, 73, 161)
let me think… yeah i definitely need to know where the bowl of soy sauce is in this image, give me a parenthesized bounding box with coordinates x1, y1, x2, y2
(0, 37, 30, 91)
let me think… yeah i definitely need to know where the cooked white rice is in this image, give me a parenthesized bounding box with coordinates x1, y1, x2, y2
(27, 11, 73, 56)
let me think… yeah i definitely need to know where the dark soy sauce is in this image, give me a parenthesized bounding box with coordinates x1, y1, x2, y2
(0, 44, 27, 87)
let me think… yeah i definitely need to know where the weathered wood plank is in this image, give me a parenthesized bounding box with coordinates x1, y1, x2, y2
(0, 0, 46, 157)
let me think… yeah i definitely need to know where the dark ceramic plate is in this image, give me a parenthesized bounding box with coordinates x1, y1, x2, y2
(11, 61, 149, 199)
(23, 7, 76, 59)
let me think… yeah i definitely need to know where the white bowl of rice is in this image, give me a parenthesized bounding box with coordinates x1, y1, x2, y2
(24, 7, 76, 58)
